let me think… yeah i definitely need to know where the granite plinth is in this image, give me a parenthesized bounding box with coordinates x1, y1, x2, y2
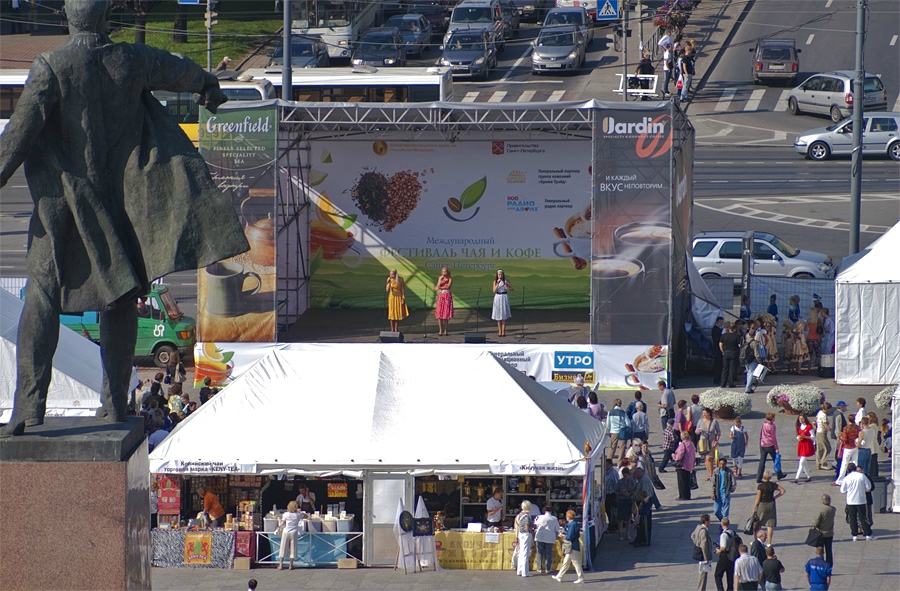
(0, 417, 150, 590)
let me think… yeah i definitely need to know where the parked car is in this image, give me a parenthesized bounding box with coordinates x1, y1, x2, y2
(787, 70, 888, 123)
(749, 38, 800, 85)
(692, 232, 835, 283)
(794, 111, 900, 161)
(543, 6, 592, 45)
(268, 35, 330, 69)
(443, 0, 505, 53)
(351, 27, 407, 67)
(439, 29, 497, 79)
(386, 13, 434, 57)
(500, 0, 521, 39)
(531, 25, 585, 74)
(404, 0, 450, 34)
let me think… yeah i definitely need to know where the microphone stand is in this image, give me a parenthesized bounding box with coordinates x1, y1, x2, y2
(422, 288, 431, 340)
(517, 286, 526, 341)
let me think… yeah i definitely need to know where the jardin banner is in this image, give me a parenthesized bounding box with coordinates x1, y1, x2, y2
(197, 105, 278, 342)
(304, 138, 593, 309)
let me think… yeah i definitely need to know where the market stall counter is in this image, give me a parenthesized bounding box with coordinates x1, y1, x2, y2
(434, 530, 579, 570)
(151, 529, 236, 569)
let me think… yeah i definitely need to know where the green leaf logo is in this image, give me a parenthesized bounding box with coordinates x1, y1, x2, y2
(460, 177, 486, 210)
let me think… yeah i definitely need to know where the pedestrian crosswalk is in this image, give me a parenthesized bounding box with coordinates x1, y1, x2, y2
(456, 89, 574, 103)
(695, 87, 797, 113)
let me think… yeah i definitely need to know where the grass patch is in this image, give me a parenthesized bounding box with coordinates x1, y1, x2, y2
(109, 0, 281, 67)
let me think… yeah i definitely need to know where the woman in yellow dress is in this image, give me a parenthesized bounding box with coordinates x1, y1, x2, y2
(386, 269, 409, 332)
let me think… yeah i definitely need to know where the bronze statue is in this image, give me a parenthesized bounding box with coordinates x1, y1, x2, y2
(0, 0, 249, 437)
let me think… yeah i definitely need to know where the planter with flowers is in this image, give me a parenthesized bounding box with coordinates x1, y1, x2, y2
(874, 385, 896, 410)
(699, 388, 752, 420)
(767, 385, 825, 415)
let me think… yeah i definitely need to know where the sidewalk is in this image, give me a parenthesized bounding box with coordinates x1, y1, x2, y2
(151, 372, 897, 591)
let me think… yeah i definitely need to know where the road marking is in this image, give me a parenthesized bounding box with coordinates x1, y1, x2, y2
(714, 89, 736, 112)
(715, 162, 735, 164)
(744, 89, 766, 112)
(774, 90, 791, 112)
(806, 34, 815, 45)
(890, 35, 898, 46)
(502, 47, 533, 81)
(548, 90, 566, 102)
(825, 0, 833, 7)
(517, 90, 536, 102)
(488, 91, 507, 103)
(694, 201, 891, 233)
(461, 91, 479, 103)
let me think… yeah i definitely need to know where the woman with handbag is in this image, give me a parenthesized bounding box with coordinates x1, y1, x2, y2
(811, 494, 836, 565)
(672, 431, 696, 501)
(552, 510, 584, 584)
(513, 500, 534, 577)
(752, 471, 785, 547)
(695, 408, 721, 481)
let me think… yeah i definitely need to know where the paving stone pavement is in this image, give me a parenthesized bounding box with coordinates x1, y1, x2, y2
(153, 372, 899, 591)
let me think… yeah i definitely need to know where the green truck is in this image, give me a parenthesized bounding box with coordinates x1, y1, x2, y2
(59, 284, 196, 368)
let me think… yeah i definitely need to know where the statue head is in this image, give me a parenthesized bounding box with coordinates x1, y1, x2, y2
(66, 0, 111, 34)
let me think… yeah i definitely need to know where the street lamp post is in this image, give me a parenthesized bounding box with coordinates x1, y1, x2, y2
(849, 0, 866, 255)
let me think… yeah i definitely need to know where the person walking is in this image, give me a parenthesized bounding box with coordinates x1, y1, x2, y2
(835, 415, 860, 485)
(674, 431, 697, 500)
(692, 514, 714, 591)
(751, 472, 785, 547)
(840, 462, 874, 540)
(757, 413, 785, 483)
(794, 413, 815, 483)
(720, 322, 741, 388)
(696, 408, 722, 482)
(632, 402, 649, 443)
(657, 379, 676, 431)
(607, 399, 631, 462)
(761, 546, 784, 591)
(742, 329, 762, 393)
(713, 518, 736, 591)
(513, 500, 534, 577)
(659, 418, 678, 472)
(679, 45, 696, 103)
(811, 494, 836, 565)
(711, 316, 725, 384)
(733, 545, 763, 590)
(712, 457, 736, 520)
(815, 403, 833, 469)
(805, 546, 832, 590)
(856, 417, 876, 475)
(749, 530, 767, 567)
(829, 401, 848, 475)
(662, 42, 675, 96)
(730, 417, 749, 478)
(533, 504, 557, 574)
(632, 466, 655, 545)
(553, 510, 584, 584)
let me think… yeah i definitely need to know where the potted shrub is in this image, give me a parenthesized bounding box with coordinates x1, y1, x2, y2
(766, 385, 825, 415)
(874, 385, 896, 410)
(699, 388, 752, 420)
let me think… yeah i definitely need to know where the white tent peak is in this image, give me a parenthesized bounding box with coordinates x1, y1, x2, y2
(837, 221, 900, 284)
(150, 346, 606, 474)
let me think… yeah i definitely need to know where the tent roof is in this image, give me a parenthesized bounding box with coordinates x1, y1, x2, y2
(836, 221, 900, 284)
(0, 290, 102, 418)
(150, 346, 606, 474)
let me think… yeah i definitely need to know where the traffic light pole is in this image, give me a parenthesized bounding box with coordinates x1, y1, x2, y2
(206, 0, 213, 70)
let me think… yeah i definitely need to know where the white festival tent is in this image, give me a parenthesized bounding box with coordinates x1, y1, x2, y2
(150, 346, 607, 564)
(0, 289, 102, 422)
(834, 221, 900, 385)
(150, 346, 607, 474)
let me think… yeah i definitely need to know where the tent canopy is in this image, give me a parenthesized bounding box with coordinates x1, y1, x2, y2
(0, 289, 102, 421)
(150, 346, 606, 474)
(835, 221, 900, 384)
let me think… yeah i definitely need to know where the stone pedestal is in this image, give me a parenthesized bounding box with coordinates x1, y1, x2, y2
(0, 417, 150, 591)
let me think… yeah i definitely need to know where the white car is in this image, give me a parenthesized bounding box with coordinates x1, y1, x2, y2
(794, 112, 900, 161)
(692, 232, 835, 283)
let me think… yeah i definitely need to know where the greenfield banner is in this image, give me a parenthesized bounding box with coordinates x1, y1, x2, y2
(304, 137, 593, 309)
(197, 105, 278, 342)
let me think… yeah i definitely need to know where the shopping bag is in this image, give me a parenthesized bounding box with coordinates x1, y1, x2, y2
(742, 513, 758, 535)
(752, 364, 767, 380)
(805, 528, 823, 547)
(773, 452, 782, 474)
(676, 77, 684, 90)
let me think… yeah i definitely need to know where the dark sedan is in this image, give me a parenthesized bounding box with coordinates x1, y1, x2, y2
(351, 27, 408, 67)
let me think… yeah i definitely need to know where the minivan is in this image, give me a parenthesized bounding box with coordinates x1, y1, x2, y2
(443, 0, 505, 52)
(692, 232, 835, 284)
(794, 112, 900, 161)
(787, 71, 888, 123)
(749, 38, 800, 85)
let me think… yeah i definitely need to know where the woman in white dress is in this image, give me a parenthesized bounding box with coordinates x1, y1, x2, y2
(491, 269, 514, 337)
(514, 500, 534, 577)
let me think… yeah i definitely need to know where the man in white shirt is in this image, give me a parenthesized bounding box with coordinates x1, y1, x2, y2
(533, 504, 558, 574)
(485, 488, 504, 530)
(840, 462, 874, 540)
(733, 544, 763, 590)
(661, 43, 674, 96)
(815, 403, 833, 469)
(295, 485, 317, 513)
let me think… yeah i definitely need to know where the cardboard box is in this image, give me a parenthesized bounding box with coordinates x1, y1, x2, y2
(337, 558, 358, 569)
(233, 557, 252, 570)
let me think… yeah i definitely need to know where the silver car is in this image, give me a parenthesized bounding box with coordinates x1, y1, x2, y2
(692, 232, 835, 283)
(543, 7, 593, 45)
(787, 70, 888, 123)
(532, 25, 584, 74)
(794, 112, 900, 161)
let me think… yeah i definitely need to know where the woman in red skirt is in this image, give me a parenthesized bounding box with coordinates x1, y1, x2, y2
(795, 413, 815, 483)
(433, 266, 454, 336)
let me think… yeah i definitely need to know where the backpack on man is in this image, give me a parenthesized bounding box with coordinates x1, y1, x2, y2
(739, 340, 756, 365)
(724, 530, 742, 562)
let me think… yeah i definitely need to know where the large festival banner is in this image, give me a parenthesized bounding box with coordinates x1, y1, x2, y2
(591, 107, 674, 349)
(197, 105, 278, 342)
(305, 138, 593, 309)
